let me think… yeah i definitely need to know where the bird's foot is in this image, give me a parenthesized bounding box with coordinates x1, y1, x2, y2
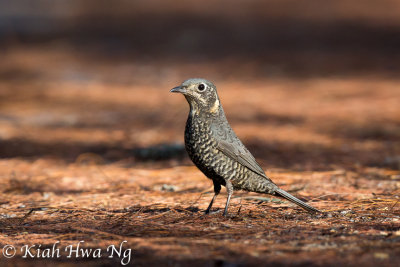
(204, 209, 222, 215)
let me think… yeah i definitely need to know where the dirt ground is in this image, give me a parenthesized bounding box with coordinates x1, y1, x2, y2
(0, 46, 399, 266)
(1, 1, 400, 266)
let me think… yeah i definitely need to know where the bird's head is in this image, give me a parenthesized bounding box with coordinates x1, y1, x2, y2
(170, 78, 221, 115)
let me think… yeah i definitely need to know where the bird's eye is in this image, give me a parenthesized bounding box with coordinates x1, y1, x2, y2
(198, 83, 206, 91)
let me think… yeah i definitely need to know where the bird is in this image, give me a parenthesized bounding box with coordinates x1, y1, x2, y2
(170, 78, 320, 216)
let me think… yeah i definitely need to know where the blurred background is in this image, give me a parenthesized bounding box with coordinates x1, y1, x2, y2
(1, 0, 399, 170)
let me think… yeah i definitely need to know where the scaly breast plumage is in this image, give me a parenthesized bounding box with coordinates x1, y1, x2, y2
(185, 126, 215, 165)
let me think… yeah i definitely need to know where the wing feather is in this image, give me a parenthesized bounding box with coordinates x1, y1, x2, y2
(216, 137, 269, 179)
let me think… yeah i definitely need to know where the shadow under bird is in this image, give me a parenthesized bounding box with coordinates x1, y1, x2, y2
(171, 78, 320, 216)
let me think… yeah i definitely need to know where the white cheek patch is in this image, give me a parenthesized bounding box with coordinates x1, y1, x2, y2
(210, 98, 220, 114)
(193, 91, 207, 105)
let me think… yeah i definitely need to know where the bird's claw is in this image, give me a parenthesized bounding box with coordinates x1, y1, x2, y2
(204, 209, 221, 215)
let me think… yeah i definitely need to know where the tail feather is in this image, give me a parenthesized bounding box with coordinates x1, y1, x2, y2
(275, 188, 320, 213)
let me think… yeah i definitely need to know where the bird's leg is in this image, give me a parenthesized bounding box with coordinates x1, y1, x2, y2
(205, 182, 221, 214)
(223, 180, 233, 216)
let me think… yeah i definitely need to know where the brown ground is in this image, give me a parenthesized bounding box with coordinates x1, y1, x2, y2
(1, 1, 400, 266)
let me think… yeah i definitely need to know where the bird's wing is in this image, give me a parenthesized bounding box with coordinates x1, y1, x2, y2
(216, 139, 268, 178)
(212, 123, 270, 180)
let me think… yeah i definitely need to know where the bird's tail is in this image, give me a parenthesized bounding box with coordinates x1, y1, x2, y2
(275, 188, 320, 214)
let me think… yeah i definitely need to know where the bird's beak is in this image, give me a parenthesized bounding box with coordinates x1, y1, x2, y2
(170, 86, 187, 94)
